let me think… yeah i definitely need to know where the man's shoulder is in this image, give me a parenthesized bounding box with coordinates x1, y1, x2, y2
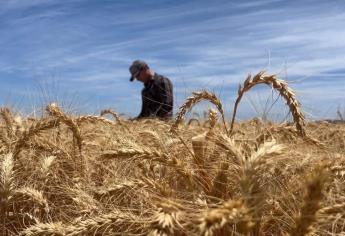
(153, 73, 171, 84)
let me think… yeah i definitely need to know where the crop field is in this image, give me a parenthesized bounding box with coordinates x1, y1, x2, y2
(1, 72, 345, 236)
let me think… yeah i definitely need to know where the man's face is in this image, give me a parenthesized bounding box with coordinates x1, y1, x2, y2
(135, 68, 148, 83)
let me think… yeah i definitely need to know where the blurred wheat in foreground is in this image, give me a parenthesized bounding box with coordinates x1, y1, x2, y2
(0, 72, 345, 236)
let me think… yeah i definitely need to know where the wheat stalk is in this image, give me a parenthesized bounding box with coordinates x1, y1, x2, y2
(0, 154, 14, 194)
(100, 109, 122, 123)
(317, 202, 345, 215)
(102, 147, 195, 188)
(40, 155, 56, 175)
(230, 71, 306, 136)
(19, 222, 65, 236)
(12, 118, 59, 160)
(210, 162, 229, 199)
(289, 166, 328, 236)
(46, 103, 82, 153)
(75, 115, 115, 126)
(66, 187, 100, 214)
(0, 107, 15, 137)
(198, 200, 254, 236)
(12, 187, 49, 214)
(20, 210, 143, 235)
(208, 108, 218, 130)
(65, 210, 143, 235)
(101, 147, 166, 159)
(0, 153, 14, 235)
(45, 103, 87, 177)
(248, 139, 284, 165)
(187, 118, 200, 126)
(100, 108, 131, 132)
(213, 133, 244, 165)
(93, 181, 145, 199)
(170, 90, 228, 135)
(148, 201, 183, 236)
(241, 139, 283, 235)
(191, 132, 212, 193)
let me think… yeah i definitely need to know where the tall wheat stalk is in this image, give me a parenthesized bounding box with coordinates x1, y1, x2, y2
(230, 71, 305, 136)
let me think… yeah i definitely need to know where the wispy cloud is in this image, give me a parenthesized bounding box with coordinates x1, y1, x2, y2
(1, 0, 344, 118)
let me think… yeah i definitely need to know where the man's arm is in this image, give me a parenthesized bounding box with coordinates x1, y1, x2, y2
(136, 91, 149, 119)
(155, 77, 173, 117)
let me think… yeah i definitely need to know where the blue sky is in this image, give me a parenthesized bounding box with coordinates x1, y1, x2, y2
(1, 0, 345, 120)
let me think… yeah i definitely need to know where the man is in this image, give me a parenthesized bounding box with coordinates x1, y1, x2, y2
(129, 60, 173, 119)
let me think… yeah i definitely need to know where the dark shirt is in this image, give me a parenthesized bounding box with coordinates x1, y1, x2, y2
(137, 73, 173, 119)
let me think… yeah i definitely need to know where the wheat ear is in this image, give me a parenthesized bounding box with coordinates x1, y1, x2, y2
(199, 200, 254, 236)
(230, 71, 305, 136)
(0, 153, 14, 236)
(12, 187, 49, 214)
(19, 222, 65, 236)
(100, 108, 122, 123)
(64, 210, 142, 235)
(210, 162, 229, 199)
(46, 103, 82, 153)
(240, 139, 284, 235)
(317, 202, 345, 215)
(170, 90, 228, 135)
(0, 107, 15, 137)
(148, 201, 183, 236)
(20, 210, 142, 235)
(191, 132, 212, 193)
(208, 108, 218, 129)
(100, 108, 130, 132)
(13, 118, 59, 160)
(102, 147, 194, 187)
(289, 166, 328, 236)
(75, 115, 115, 126)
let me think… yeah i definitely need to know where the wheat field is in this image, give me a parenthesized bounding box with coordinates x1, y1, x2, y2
(1, 72, 345, 236)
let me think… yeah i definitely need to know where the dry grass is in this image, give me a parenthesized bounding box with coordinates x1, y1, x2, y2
(0, 72, 344, 235)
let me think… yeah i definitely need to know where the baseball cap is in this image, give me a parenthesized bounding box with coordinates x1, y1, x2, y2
(129, 60, 148, 81)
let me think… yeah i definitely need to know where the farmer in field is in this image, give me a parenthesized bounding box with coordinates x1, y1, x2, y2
(129, 60, 173, 120)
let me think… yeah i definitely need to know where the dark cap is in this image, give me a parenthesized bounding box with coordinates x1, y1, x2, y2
(129, 60, 148, 81)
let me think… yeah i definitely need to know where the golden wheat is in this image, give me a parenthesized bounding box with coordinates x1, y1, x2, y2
(199, 200, 254, 236)
(230, 71, 306, 136)
(0, 107, 15, 137)
(13, 118, 59, 160)
(289, 166, 328, 236)
(170, 90, 228, 135)
(2, 72, 344, 236)
(46, 103, 82, 153)
(75, 115, 115, 126)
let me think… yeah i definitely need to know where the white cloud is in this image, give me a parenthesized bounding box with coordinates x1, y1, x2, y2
(1, 1, 345, 118)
